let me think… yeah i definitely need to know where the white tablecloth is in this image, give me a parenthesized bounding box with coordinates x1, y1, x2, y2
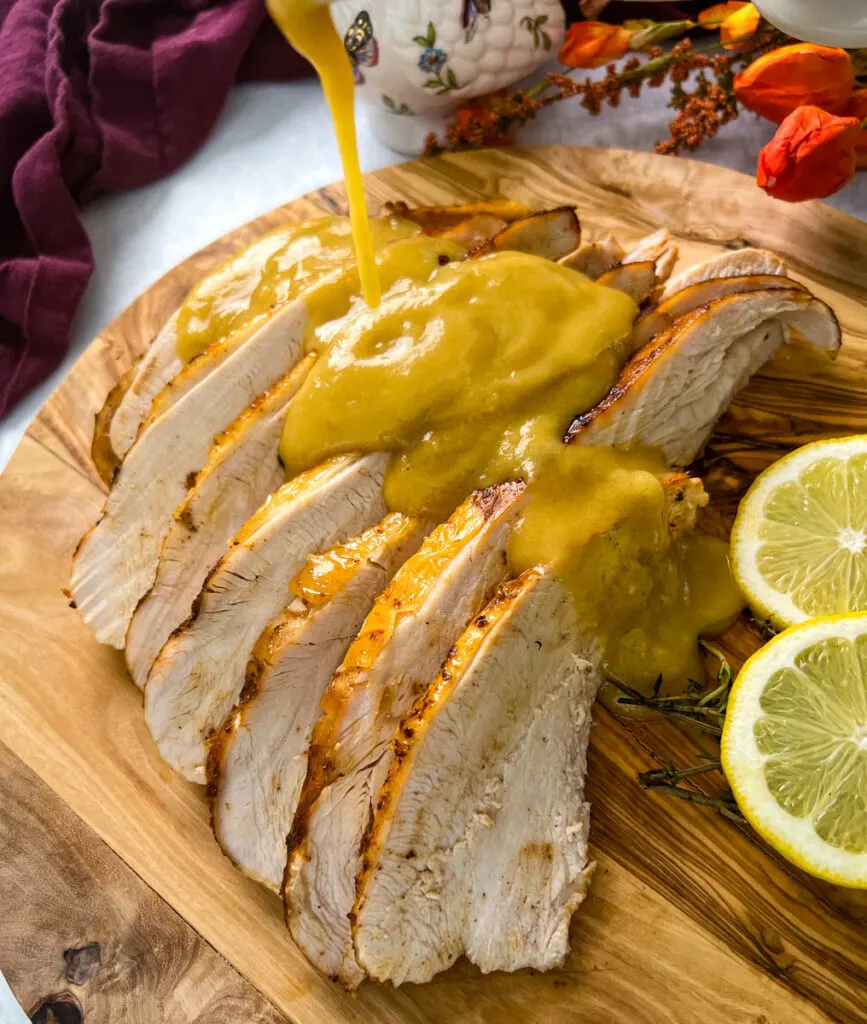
(1, 77, 864, 471)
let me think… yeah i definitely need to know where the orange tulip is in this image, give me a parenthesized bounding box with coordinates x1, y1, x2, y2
(698, 2, 747, 27)
(735, 44, 854, 124)
(719, 4, 760, 49)
(559, 21, 632, 69)
(757, 106, 860, 202)
(699, 2, 760, 49)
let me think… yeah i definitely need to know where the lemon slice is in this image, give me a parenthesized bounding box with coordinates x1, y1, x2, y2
(731, 435, 867, 629)
(722, 614, 867, 888)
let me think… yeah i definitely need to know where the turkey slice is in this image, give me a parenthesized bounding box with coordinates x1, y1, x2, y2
(596, 260, 657, 305)
(71, 298, 311, 647)
(557, 232, 625, 279)
(660, 247, 787, 300)
(351, 567, 597, 984)
(110, 225, 300, 458)
(208, 512, 430, 891)
(567, 288, 841, 463)
(92, 364, 137, 487)
(622, 227, 678, 283)
(144, 452, 389, 783)
(352, 486, 708, 985)
(284, 481, 525, 987)
(631, 273, 806, 352)
(109, 313, 183, 461)
(124, 356, 315, 688)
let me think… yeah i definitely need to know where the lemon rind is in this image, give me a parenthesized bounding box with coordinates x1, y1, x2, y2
(722, 612, 867, 889)
(731, 435, 867, 631)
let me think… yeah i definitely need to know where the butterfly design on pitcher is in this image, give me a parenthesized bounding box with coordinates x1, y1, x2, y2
(461, 0, 492, 42)
(344, 10, 380, 85)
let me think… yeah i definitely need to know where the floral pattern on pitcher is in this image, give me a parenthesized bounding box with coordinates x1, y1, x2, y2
(331, 0, 564, 154)
(414, 22, 463, 95)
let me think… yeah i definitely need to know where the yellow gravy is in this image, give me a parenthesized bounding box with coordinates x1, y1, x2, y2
(266, 0, 380, 306)
(175, 215, 419, 363)
(195, 0, 746, 702)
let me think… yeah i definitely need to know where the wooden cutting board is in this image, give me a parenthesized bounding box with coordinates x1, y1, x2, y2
(1, 146, 866, 1024)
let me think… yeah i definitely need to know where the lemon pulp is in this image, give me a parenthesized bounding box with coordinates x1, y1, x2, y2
(757, 454, 867, 616)
(724, 616, 867, 887)
(756, 632, 867, 853)
(733, 437, 867, 628)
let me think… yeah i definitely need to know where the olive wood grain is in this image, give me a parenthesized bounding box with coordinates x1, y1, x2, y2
(1, 146, 865, 1024)
(0, 740, 287, 1023)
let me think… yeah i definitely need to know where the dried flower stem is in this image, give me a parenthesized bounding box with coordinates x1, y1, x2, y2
(426, 28, 785, 159)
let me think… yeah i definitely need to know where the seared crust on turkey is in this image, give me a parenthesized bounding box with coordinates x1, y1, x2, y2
(144, 453, 389, 784)
(631, 273, 805, 351)
(568, 288, 841, 461)
(660, 246, 787, 300)
(125, 357, 315, 688)
(470, 208, 581, 260)
(208, 513, 429, 891)
(110, 225, 298, 458)
(351, 567, 597, 984)
(92, 364, 137, 487)
(596, 260, 657, 306)
(71, 298, 311, 647)
(557, 233, 625, 279)
(109, 313, 183, 460)
(284, 481, 525, 987)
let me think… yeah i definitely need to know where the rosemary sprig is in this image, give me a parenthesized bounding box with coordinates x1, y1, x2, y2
(603, 642, 733, 735)
(607, 642, 748, 825)
(637, 758, 746, 824)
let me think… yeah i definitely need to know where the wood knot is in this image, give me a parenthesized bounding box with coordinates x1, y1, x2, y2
(63, 943, 101, 986)
(30, 992, 83, 1024)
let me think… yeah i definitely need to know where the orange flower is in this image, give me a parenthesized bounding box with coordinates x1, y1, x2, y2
(735, 44, 854, 124)
(719, 4, 760, 49)
(559, 21, 632, 69)
(698, 2, 747, 27)
(699, 2, 759, 49)
(839, 88, 867, 168)
(757, 105, 860, 202)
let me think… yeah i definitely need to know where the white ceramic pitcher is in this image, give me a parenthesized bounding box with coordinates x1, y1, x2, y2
(752, 0, 867, 46)
(329, 0, 565, 154)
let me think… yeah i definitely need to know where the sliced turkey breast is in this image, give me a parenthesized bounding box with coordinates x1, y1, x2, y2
(557, 232, 625, 279)
(437, 214, 508, 248)
(623, 227, 678, 283)
(284, 481, 525, 987)
(660, 246, 787, 300)
(144, 453, 389, 784)
(567, 288, 841, 463)
(351, 567, 597, 985)
(109, 313, 183, 461)
(71, 297, 311, 647)
(208, 513, 429, 891)
(92, 364, 137, 487)
(596, 260, 657, 305)
(124, 357, 315, 688)
(384, 198, 533, 232)
(110, 226, 300, 458)
(351, 471, 709, 985)
(470, 207, 580, 260)
(141, 319, 267, 431)
(631, 273, 806, 352)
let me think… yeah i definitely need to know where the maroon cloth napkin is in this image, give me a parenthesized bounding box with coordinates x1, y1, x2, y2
(0, 0, 307, 418)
